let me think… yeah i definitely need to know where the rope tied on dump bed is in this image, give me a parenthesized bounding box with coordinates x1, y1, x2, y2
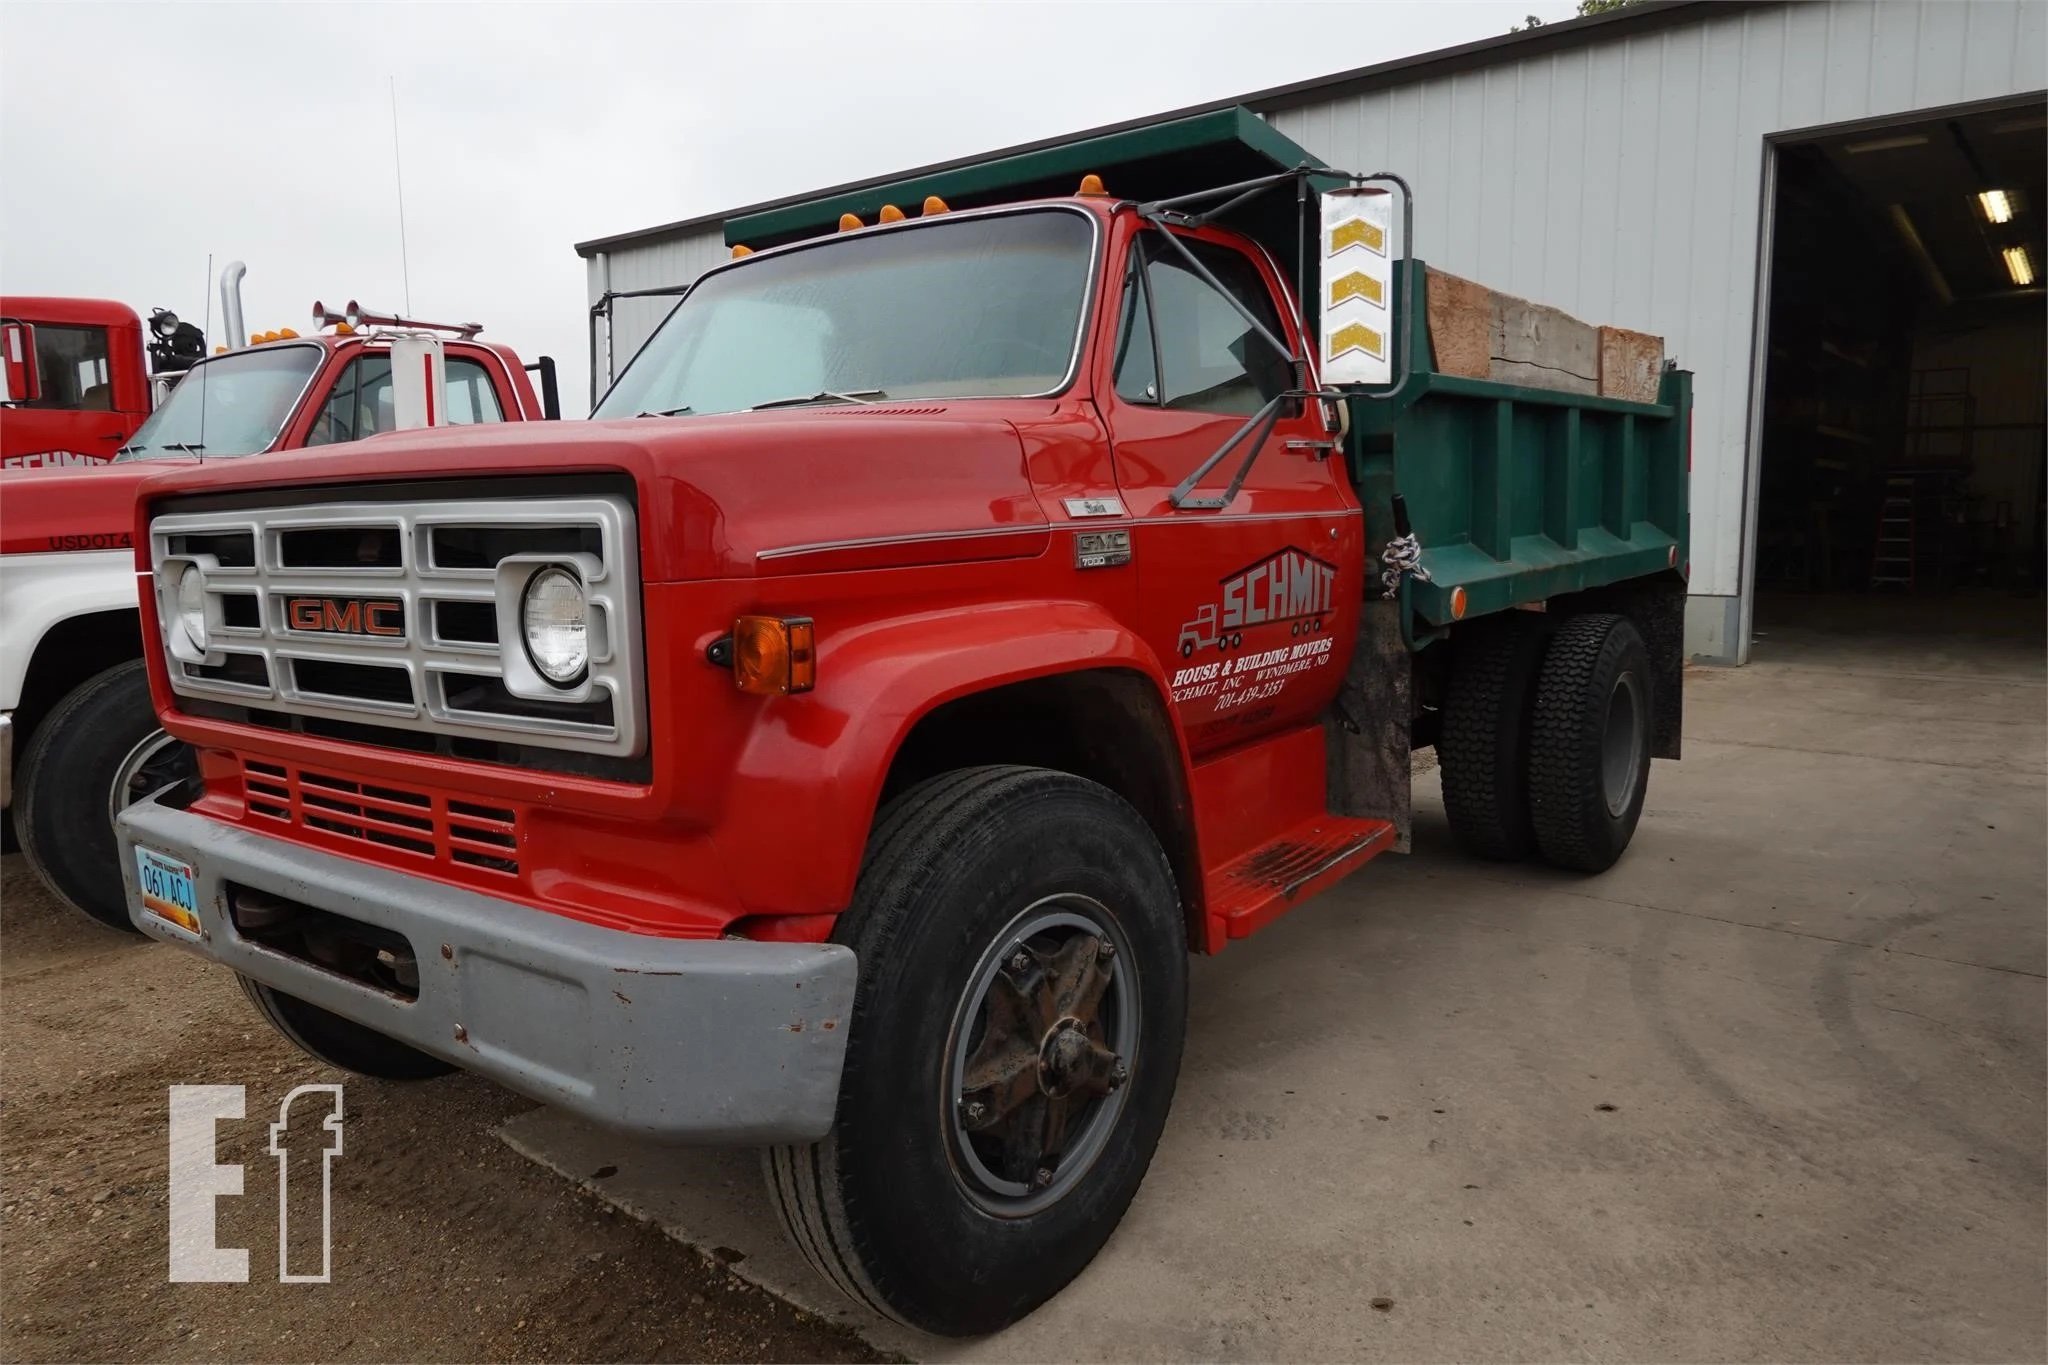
(1379, 534, 1430, 598)
(1378, 493, 1431, 598)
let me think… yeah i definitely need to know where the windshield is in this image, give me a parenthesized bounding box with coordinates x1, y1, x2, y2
(595, 209, 1096, 419)
(115, 344, 322, 460)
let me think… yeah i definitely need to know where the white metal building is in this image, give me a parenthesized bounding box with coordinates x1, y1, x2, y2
(577, 0, 2047, 662)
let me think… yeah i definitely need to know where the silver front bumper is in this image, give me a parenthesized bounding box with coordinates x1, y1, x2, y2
(117, 790, 856, 1144)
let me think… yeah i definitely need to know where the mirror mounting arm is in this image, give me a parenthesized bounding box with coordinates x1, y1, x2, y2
(1168, 386, 1344, 511)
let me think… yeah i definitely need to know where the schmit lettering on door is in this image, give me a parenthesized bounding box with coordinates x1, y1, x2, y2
(1220, 547, 1337, 629)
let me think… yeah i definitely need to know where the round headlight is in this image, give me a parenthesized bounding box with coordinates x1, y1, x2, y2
(521, 567, 588, 685)
(175, 564, 208, 651)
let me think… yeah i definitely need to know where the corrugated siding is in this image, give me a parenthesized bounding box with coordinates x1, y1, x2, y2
(583, 228, 730, 400)
(1271, 0, 2046, 606)
(584, 0, 2045, 636)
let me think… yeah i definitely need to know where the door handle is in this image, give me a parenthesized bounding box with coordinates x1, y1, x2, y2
(1285, 438, 1339, 459)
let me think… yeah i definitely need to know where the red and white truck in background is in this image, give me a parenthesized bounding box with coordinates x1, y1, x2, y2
(1, 263, 559, 928)
(1, 295, 208, 469)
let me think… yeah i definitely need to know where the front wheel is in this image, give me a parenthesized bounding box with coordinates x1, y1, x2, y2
(764, 766, 1187, 1336)
(239, 976, 456, 1080)
(16, 661, 195, 931)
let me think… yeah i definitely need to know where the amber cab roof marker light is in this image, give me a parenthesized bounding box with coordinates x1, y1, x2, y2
(1077, 173, 1108, 196)
(921, 195, 949, 215)
(838, 213, 863, 232)
(731, 244, 754, 258)
(878, 204, 906, 223)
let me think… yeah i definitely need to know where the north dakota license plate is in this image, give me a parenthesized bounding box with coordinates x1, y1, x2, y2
(133, 845, 200, 933)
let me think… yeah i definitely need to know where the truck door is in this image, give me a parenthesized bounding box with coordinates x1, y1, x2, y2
(1092, 221, 1365, 757)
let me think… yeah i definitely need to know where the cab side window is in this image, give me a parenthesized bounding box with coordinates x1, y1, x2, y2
(1111, 233, 1293, 416)
(306, 355, 506, 446)
(27, 324, 112, 410)
(444, 359, 505, 425)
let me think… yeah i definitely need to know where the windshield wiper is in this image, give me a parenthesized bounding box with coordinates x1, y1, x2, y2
(159, 442, 206, 453)
(636, 406, 693, 417)
(749, 389, 885, 411)
(114, 444, 143, 455)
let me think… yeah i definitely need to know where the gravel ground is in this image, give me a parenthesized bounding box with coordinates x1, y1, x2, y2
(0, 851, 892, 1364)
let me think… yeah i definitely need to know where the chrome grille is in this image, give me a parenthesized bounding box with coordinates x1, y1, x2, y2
(150, 494, 643, 758)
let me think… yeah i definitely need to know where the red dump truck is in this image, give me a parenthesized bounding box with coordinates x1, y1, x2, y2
(2, 266, 558, 929)
(114, 111, 1687, 1334)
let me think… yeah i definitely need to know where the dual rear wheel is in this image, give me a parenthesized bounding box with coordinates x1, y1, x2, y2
(1439, 612, 1653, 873)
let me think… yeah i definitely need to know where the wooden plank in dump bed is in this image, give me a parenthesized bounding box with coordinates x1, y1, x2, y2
(1423, 267, 1664, 403)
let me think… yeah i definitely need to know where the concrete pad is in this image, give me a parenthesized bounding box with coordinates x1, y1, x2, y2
(500, 627, 2046, 1362)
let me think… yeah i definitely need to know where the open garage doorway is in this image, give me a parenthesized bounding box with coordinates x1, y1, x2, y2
(1748, 97, 2045, 665)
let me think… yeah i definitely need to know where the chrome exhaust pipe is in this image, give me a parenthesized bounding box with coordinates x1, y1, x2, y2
(219, 261, 248, 351)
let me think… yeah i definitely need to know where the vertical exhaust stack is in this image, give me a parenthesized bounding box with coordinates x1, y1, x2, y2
(219, 261, 248, 351)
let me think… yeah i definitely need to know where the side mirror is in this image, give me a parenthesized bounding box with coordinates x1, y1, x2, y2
(1, 321, 41, 403)
(388, 334, 447, 430)
(1318, 186, 1395, 387)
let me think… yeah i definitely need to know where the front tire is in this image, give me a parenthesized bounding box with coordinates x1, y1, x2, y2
(239, 976, 456, 1080)
(1527, 614, 1653, 872)
(765, 766, 1187, 1336)
(16, 661, 194, 931)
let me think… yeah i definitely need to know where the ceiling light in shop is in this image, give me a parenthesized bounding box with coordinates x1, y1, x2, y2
(1978, 189, 2015, 223)
(1844, 133, 1929, 154)
(2004, 245, 2035, 287)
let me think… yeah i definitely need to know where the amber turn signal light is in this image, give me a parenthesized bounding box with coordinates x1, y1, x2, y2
(731, 615, 816, 695)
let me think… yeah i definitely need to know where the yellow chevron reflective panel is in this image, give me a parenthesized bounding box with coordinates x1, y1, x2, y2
(1329, 321, 1385, 360)
(1329, 218, 1387, 255)
(1329, 270, 1385, 307)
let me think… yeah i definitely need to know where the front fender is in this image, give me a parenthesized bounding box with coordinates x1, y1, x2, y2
(0, 550, 140, 709)
(716, 600, 1183, 918)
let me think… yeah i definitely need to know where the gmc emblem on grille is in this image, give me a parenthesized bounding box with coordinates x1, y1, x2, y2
(286, 596, 405, 637)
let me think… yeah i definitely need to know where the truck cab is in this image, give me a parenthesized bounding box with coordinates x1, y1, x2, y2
(114, 110, 1687, 1336)
(0, 297, 156, 468)
(115, 330, 545, 461)
(2, 300, 555, 933)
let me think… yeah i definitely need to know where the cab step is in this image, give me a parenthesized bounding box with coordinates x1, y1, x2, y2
(1207, 814, 1398, 942)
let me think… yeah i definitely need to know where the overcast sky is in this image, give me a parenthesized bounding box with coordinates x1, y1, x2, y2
(2, 1, 1571, 413)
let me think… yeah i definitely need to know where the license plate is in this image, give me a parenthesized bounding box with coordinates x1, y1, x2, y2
(133, 845, 201, 933)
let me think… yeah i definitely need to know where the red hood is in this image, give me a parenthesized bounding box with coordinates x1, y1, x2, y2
(132, 406, 1052, 581)
(1, 459, 201, 555)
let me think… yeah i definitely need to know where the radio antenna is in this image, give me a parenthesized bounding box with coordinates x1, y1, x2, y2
(389, 76, 414, 314)
(196, 253, 213, 454)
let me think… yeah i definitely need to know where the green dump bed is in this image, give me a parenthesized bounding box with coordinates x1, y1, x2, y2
(1346, 266, 1690, 645)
